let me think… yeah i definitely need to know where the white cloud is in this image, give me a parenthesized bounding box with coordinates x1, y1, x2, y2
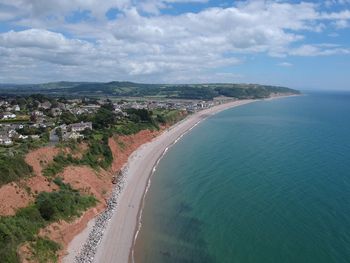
(0, 0, 349, 83)
(333, 19, 350, 28)
(328, 32, 340, 37)
(0, 0, 131, 21)
(0, 0, 208, 22)
(278, 62, 293, 67)
(325, 0, 350, 7)
(289, 44, 350, 56)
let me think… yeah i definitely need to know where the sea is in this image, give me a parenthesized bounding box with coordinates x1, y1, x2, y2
(133, 92, 350, 263)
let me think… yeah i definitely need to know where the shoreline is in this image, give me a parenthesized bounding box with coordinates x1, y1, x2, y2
(65, 96, 292, 263)
(129, 118, 204, 263)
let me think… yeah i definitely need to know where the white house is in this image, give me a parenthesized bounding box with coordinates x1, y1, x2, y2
(8, 129, 18, 138)
(0, 135, 12, 145)
(1, 112, 16, 120)
(13, 105, 20, 112)
(31, 110, 44, 117)
(18, 134, 29, 140)
(68, 132, 84, 140)
(69, 122, 92, 132)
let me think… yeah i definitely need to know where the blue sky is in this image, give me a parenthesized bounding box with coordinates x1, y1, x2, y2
(0, 0, 350, 90)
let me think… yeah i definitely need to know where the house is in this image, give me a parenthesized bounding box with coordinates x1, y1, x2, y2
(197, 101, 205, 109)
(82, 104, 100, 113)
(51, 108, 62, 117)
(67, 99, 82, 104)
(8, 129, 18, 138)
(82, 104, 100, 110)
(10, 123, 24, 129)
(130, 102, 147, 109)
(13, 105, 20, 111)
(0, 135, 12, 145)
(18, 134, 29, 140)
(70, 108, 86, 115)
(59, 122, 92, 141)
(59, 124, 67, 130)
(57, 102, 66, 110)
(61, 131, 84, 141)
(39, 101, 52, 110)
(1, 112, 16, 120)
(68, 132, 84, 140)
(68, 122, 92, 132)
(35, 116, 46, 123)
(147, 102, 158, 110)
(31, 110, 44, 117)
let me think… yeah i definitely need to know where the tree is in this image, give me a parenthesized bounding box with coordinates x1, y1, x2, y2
(93, 106, 116, 129)
(60, 112, 77, 125)
(37, 195, 55, 221)
(126, 109, 152, 122)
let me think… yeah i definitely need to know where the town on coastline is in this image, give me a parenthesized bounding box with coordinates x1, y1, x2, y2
(0, 96, 219, 147)
(0, 82, 299, 262)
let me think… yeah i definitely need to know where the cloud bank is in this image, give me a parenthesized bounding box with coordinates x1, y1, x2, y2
(0, 0, 349, 83)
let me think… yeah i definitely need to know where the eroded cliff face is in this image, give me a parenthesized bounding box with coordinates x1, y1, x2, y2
(48, 129, 163, 260)
(0, 129, 162, 262)
(0, 147, 60, 216)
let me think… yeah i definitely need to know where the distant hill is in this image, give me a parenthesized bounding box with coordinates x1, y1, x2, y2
(0, 81, 300, 100)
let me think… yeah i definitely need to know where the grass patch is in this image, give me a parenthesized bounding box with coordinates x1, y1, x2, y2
(0, 155, 33, 186)
(56, 141, 79, 153)
(117, 141, 126, 150)
(113, 121, 158, 135)
(92, 133, 104, 140)
(42, 154, 80, 177)
(0, 116, 30, 124)
(0, 206, 45, 263)
(36, 178, 96, 221)
(81, 132, 113, 170)
(30, 237, 61, 263)
(154, 109, 186, 125)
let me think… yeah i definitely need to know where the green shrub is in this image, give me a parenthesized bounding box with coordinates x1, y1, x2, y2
(42, 153, 80, 177)
(36, 183, 96, 221)
(153, 109, 186, 126)
(0, 155, 33, 186)
(0, 206, 45, 262)
(30, 237, 61, 263)
(0, 181, 96, 262)
(81, 133, 113, 170)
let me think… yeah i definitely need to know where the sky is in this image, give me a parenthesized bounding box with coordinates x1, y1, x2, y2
(0, 0, 350, 90)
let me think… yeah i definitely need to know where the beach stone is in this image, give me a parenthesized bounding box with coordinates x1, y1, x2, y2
(74, 167, 128, 263)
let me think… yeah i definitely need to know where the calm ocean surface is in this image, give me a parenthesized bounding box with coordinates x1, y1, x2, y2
(134, 92, 350, 263)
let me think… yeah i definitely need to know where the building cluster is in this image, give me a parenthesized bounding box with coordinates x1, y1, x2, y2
(0, 96, 219, 146)
(58, 122, 93, 141)
(0, 123, 40, 146)
(113, 99, 215, 112)
(0, 100, 20, 121)
(0, 97, 99, 146)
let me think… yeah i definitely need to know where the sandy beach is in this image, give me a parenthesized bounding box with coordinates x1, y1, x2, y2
(64, 99, 255, 263)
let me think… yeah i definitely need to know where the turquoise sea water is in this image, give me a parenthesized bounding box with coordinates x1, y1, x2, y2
(134, 93, 350, 263)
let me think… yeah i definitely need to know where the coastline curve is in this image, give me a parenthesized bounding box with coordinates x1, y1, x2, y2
(65, 99, 267, 263)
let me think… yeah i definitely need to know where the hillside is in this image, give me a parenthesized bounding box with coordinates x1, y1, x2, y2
(0, 81, 300, 100)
